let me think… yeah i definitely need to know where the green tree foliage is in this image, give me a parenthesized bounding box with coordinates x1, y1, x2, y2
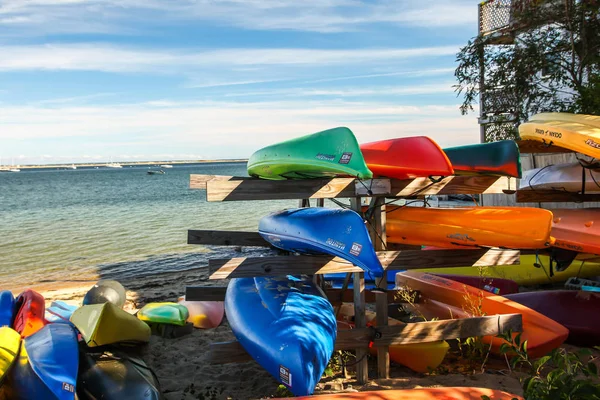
(454, 0, 600, 138)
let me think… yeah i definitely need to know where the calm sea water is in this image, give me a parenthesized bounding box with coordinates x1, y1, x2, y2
(0, 162, 296, 289)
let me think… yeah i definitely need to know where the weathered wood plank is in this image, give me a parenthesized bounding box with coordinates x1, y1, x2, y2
(206, 178, 391, 201)
(190, 174, 244, 190)
(516, 190, 600, 203)
(208, 313, 523, 364)
(187, 230, 267, 246)
(185, 286, 228, 301)
(208, 248, 520, 279)
(389, 176, 517, 197)
(516, 140, 574, 154)
(371, 198, 389, 378)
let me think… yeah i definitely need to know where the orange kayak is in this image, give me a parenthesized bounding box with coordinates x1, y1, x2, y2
(293, 387, 522, 399)
(395, 271, 568, 359)
(360, 137, 454, 180)
(550, 208, 600, 255)
(336, 303, 449, 373)
(13, 289, 47, 338)
(386, 206, 554, 249)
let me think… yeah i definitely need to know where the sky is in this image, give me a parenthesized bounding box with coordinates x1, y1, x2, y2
(0, 0, 484, 165)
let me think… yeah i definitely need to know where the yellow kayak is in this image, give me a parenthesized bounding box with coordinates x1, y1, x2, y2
(519, 113, 600, 159)
(386, 206, 554, 249)
(416, 254, 600, 285)
(0, 327, 21, 384)
(336, 303, 449, 373)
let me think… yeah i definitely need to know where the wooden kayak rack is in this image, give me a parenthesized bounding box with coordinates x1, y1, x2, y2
(185, 173, 524, 383)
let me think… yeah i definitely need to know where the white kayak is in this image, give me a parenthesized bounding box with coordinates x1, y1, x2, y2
(519, 161, 600, 193)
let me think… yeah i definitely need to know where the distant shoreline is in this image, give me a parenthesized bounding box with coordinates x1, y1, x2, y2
(1, 159, 248, 170)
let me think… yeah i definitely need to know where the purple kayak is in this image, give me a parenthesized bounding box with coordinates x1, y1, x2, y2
(434, 274, 519, 295)
(505, 290, 600, 347)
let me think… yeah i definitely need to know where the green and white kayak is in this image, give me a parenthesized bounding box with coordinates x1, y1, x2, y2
(137, 303, 189, 326)
(247, 127, 372, 180)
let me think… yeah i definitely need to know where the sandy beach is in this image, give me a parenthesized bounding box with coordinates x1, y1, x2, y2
(28, 266, 600, 400)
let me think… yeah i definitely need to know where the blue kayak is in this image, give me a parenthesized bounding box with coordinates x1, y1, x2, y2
(259, 208, 384, 278)
(0, 291, 15, 327)
(225, 276, 336, 396)
(10, 323, 79, 400)
(45, 301, 78, 324)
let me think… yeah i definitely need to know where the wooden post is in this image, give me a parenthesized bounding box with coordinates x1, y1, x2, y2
(371, 197, 389, 378)
(349, 196, 368, 384)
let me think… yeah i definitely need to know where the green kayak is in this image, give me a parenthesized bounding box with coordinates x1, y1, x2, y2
(247, 127, 373, 180)
(443, 140, 522, 178)
(137, 303, 189, 326)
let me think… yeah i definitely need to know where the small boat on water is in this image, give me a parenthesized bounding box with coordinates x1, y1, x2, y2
(147, 169, 165, 175)
(159, 164, 173, 168)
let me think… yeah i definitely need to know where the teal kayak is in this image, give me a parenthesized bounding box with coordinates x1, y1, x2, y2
(247, 127, 372, 180)
(443, 140, 522, 178)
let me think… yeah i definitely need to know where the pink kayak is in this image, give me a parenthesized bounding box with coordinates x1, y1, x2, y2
(177, 297, 224, 329)
(505, 290, 600, 347)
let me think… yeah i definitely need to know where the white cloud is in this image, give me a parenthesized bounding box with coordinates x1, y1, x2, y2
(0, 0, 478, 35)
(0, 99, 479, 164)
(0, 43, 461, 72)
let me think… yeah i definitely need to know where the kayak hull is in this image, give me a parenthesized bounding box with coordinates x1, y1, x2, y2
(13, 289, 47, 338)
(292, 387, 522, 400)
(443, 140, 522, 178)
(9, 323, 78, 400)
(519, 113, 600, 159)
(386, 206, 554, 249)
(259, 207, 384, 277)
(247, 127, 372, 180)
(505, 290, 600, 347)
(549, 208, 600, 255)
(137, 303, 189, 326)
(395, 271, 569, 359)
(0, 291, 15, 327)
(519, 162, 600, 193)
(177, 298, 224, 329)
(360, 136, 454, 180)
(0, 327, 21, 385)
(225, 276, 336, 396)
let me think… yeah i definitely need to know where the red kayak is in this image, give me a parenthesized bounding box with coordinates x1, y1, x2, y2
(434, 274, 519, 295)
(13, 289, 47, 337)
(360, 137, 454, 180)
(505, 290, 600, 347)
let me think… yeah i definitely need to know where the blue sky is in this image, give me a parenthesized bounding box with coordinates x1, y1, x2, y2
(0, 0, 483, 165)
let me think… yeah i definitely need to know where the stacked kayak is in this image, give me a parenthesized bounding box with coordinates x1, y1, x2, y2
(137, 303, 189, 326)
(77, 348, 163, 400)
(548, 208, 600, 255)
(0, 327, 21, 384)
(443, 140, 522, 178)
(360, 136, 454, 179)
(259, 208, 384, 277)
(70, 302, 151, 347)
(395, 271, 569, 358)
(177, 297, 224, 329)
(247, 127, 372, 180)
(13, 289, 47, 338)
(225, 276, 336, 396)
(291, 387, 522, 400)
(9, 323, 79, 400)
(336, 303, 449, 373)
(415, 254, 600, 285)
(519, 162, 600, 193)
(505, 290, 600, 347)
(0, 291, 15, 327)
(45, 301, 78, 324)
(386, 206, 554, 249)
(519, 112, 600, 158)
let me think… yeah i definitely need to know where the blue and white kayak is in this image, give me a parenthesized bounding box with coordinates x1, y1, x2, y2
(259, 208, 384, 278)
(225, 276, 336, 397)
(10, 323, 78, 400)
(0, 291, 15, 327)
(45, 301, 78, 324)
